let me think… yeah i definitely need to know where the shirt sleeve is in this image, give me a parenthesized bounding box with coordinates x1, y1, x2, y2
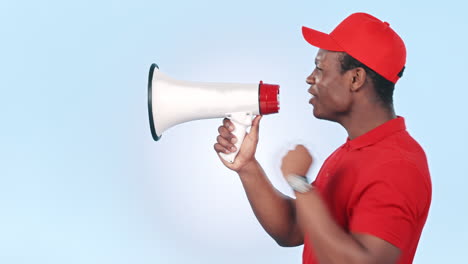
(348, 159, 430, 250)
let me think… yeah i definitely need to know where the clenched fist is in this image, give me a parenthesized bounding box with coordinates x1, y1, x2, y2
(281, 144, 313, 178)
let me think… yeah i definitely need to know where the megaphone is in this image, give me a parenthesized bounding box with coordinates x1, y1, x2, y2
(148, 63, 280, 163)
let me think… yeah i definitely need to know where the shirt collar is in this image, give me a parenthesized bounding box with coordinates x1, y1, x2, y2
(346, 116, 406, 150)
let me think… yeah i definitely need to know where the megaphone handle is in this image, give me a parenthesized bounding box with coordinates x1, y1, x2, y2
(219, 112, 253, 163)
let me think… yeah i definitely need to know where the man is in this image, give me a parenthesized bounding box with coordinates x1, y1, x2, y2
(213, 12, 431, 264)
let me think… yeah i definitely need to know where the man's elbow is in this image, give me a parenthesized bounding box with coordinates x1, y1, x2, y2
(273, 236, 304, 247)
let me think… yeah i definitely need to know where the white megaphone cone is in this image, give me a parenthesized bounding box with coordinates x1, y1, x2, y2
(148, 63, 280, 163)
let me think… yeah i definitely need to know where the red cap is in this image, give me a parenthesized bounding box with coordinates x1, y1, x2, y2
(259, 81, 279, 115)
(302, 12, 406, 83)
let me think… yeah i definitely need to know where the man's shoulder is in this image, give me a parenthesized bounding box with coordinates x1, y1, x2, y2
(365, 129, 429, 171)
(359, 133, 432, 200)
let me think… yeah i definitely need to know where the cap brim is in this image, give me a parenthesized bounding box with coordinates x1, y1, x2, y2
(302, 26, 344, 52)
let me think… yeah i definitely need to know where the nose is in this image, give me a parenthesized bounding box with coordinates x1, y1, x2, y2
(306, 72, 316, 94)
(306, 71, 316, 85)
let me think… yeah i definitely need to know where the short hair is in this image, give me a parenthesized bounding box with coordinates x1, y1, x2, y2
(339, 53, 402, 109)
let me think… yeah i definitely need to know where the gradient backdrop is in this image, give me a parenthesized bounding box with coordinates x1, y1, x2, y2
(1, 0, 467, 263)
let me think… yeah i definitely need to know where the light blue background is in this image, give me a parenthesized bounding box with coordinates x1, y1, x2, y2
(1, 0, 466, 263)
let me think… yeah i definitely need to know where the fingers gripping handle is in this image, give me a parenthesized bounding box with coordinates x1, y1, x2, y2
(219, 112, 253, 163)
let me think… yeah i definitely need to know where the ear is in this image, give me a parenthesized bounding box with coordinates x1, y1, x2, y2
(350, 67, 367, 92)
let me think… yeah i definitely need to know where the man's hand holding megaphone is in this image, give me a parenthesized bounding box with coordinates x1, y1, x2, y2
(214, 115, 262, 172)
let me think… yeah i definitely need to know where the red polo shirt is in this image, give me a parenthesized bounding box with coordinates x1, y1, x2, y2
(303, 117, 432, 264)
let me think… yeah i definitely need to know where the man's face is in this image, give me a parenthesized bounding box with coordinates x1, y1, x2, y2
(307, 49, 353, 121)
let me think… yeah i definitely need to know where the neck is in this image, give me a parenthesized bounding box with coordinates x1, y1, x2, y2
(339, 104, 396, 140)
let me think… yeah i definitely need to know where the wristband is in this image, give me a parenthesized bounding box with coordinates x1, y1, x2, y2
(286, 174, 311, 193)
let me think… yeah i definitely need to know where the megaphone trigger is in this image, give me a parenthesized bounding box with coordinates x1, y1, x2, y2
(218, 112, 254, 163)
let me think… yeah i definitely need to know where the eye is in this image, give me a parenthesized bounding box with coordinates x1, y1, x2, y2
(315, 66, 323, 71)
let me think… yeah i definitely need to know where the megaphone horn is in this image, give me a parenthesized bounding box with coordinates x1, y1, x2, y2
(148, 63, 280, 163)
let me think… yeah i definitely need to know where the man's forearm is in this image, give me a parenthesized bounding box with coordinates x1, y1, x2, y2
(295, 190, 393, 264)
(238, 160, 303, 246)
